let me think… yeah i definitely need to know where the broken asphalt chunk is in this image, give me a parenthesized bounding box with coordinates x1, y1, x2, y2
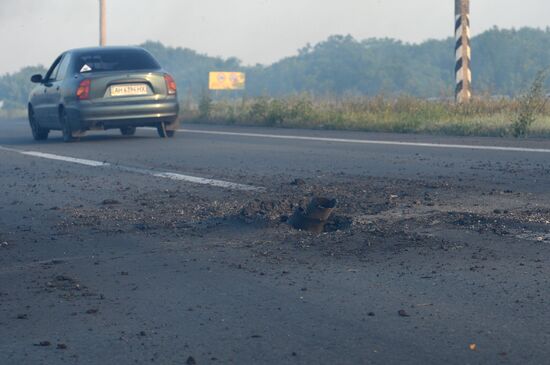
(34, 341, 51, 347)
(398, 309, 410, 317)
(101, 199, 121, 205)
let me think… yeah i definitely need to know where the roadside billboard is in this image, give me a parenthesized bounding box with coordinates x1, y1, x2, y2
(209, 72, 246, 90)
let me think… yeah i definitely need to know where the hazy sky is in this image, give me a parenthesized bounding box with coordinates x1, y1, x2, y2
(0, 0, 549, 74)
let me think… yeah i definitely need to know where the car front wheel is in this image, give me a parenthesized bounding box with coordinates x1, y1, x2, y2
(28, 107, 49, 141)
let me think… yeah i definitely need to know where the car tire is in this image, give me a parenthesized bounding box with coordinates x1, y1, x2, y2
(120, 126, 136, 136)
(157, 123, 175, 138)
(60, 109, 75, 143)
(28, 107, 49, 141)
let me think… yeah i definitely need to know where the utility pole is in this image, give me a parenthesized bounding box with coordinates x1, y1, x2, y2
(455, 0, 471, 102)
(99, 0, 106, 46)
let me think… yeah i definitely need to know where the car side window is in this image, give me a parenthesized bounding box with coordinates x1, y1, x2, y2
(44, 55, 63, 82)
(56, 54, 71, 81)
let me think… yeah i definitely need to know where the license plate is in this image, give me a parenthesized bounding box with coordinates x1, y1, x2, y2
(110, 84, 148, 97)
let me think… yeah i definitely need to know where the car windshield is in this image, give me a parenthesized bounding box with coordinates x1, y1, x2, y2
(73, 49, 160, 73)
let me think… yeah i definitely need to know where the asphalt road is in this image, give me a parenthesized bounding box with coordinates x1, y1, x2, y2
(1, 119, 549, 364)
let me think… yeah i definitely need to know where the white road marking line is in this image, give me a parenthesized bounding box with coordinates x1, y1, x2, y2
(21, 151, 110, 167)
(178, 128, 550, 154)
(153, 172, 257, 191)
(116, 165, 262, 192)
(0, 146, 262, 192)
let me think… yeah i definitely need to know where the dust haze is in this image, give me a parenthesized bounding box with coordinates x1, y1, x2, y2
(1, 0, 549, 74)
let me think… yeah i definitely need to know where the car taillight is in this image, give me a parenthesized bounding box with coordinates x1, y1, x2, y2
(164, 74, 177, 95)
(76, 79, 91, 100)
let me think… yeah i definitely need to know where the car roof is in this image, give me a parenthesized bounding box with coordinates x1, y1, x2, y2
(67, 46, 149, 55)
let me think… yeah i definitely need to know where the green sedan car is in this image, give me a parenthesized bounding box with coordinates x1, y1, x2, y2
(28, 46, 179, 142)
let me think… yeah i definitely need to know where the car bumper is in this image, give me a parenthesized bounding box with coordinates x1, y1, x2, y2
(69, 99, 179, 128)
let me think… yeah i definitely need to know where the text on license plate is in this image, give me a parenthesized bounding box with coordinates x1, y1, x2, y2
(110, 84, 148, 96)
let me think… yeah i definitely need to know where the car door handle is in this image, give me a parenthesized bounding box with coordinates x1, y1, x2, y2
(56, 86, 60, 91)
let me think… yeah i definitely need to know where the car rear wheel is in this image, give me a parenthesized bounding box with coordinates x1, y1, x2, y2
(120, 126, 136, 136)
(157, 123, 175, 138)
(60, 109, 75, 143)
(28, 107, 49, 141)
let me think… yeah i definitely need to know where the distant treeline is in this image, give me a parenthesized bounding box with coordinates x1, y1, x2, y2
(2, 27, 550, 108)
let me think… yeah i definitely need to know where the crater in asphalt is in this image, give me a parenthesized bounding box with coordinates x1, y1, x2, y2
(51, 174, 550, 259)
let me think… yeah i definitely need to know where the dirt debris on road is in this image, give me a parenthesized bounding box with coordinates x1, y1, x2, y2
(49, 173, 550, 260)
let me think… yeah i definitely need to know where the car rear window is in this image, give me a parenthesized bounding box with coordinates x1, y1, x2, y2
(73, 49, 160, 73)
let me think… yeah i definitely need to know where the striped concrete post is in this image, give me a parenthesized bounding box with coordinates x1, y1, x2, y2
(455, 0, 471, 102)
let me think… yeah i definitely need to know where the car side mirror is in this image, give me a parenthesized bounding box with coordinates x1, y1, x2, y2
(31, 74, 43, 83)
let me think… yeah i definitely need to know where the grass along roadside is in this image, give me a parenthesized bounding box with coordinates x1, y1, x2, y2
(3, 95, 550, 138)
(183, 95, 550, 138)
